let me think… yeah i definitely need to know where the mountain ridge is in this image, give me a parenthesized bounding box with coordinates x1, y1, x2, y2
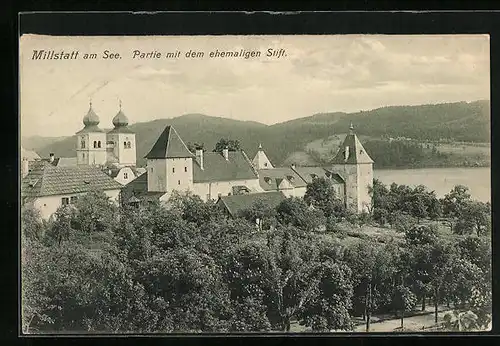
(24, 100, 490, 167)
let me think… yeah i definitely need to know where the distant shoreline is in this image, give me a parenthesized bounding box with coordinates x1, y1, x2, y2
(373, 165, 491, 171)
(374, 165, 490, 171)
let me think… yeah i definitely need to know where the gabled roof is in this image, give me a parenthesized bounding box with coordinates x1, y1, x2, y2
(292, 166, 344, 185)
(120, 173, 165, 203)
(193, 151, 258, 183)
(107, 127, 135, 134)
(21, 147, 40, 160)
(258, 167, 307, 191)
(332, 133, 374, 164)
(75, 125, 105, 134)
(21, 165, 123, 198)
(145, 126, 194, 159)
(217, 191, 286, 217)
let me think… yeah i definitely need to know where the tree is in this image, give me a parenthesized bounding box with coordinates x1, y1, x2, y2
(45, 205, 75, 246)
(21, 203, 45, 241)
(238, 199, 278, 232)
(454, 201, 491, 237)
(343, 241, 397, 331)
(168, 190, 219, 227)
(71, 188, 118, 237)
(441, 185, 472, 232)
(276, 197, 326, 232)
(22, 241, 168, 333)
(404, 224, 439, 247)
(137, 247, 233, 332)
(390, 211, 417, 233)
(213, 138, 241, 152)
(186, 142, 205, 153)
(304, 177, 345, 219)
(393, 284, 417, 328)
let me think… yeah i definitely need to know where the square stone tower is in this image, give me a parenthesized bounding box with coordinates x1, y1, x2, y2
(76, 102, 107, 166)
(144, 125, 195, 198)
(331, 123, 374, 213)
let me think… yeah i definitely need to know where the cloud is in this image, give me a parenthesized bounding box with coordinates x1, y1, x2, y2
(20, 35, 490, 137)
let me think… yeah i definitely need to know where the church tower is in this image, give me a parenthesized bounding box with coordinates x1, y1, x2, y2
(252, 143, 274, 169)
(331, 123, 374, 213)
(106, 101, 136, 167)
(144, 125, 195, 198)
(76, 101, 107, 166)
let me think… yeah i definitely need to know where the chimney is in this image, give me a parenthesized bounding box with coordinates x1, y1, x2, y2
(49, 153, 55, 163)
(223, 147, 229, 161)
(21, 158, 29, 178)
(196, 149, 204, 170)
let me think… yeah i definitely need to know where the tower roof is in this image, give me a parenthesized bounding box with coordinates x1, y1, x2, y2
(77, 102, 104, 134)
(145, 125, 195, 159)
(332, 125, 374, 164)
(112, 110, 129, 128)
(112, 100, 129, 128)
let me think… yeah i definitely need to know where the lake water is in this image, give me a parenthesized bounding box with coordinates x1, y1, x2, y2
(374, 167, 491, 202)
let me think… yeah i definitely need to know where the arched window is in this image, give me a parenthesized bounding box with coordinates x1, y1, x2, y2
(81, 140, 86, 149)
(98, 141, 101, 148)
(124, 141, 127, 148)
(93, 141, 97, 148)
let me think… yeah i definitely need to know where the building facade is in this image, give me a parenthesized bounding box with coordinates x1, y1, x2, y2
(122, 123, 374, 213)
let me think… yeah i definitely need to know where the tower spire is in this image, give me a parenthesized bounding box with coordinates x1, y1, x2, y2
(119, 99, 122, 111)
(258, 143, 262, 150)
(349, 122, 354, 134)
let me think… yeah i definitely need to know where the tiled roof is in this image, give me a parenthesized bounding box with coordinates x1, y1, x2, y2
(193, 151, 258, 183)
(332, 133, 374, 164)
(120, 172, 148, 199)
(145, 126, 194, 159)
(107, 127, 135, 134)
(21, 165, 123, 198)
(21, 147, 40, 160)
(291, 166, 344, 185)
(75, 125, 105, 134)
(258, 167, 307, 191)
(57, 157, 78, 167)
(217, 191, 286, 217)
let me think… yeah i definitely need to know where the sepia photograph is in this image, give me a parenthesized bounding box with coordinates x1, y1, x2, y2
(19, 33, 491, 334)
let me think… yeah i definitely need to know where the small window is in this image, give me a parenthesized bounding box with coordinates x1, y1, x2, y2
(178, 180, 181, 185)
(70, 196, 78, 204)
(264, 162, 268, 167)
(124, 141, 127, 148)
(150, 167, 154, 173)
(61, 197, 69, 205)
(127, 141, 131, 148)
(124, 172, 128, 179)
(172, 167, 175, 173)
(82, 153, 85, 159)
(184, 166, 187, 172)
(93, 141, 97, 148)
(98, 141, 102, 148)
(81, 140, 86, 149)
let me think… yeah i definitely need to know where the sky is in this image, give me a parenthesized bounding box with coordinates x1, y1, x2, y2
(20, 34, 490, 138)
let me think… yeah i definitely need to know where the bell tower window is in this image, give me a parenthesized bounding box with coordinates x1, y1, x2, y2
(94, 141, 97, 148)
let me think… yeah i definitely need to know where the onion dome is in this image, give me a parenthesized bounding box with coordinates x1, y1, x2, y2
(112, 100, 129, 128)
(83, 101, 100, 127)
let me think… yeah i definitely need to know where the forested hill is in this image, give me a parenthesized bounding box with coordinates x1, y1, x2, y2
(27, 100, 490, 167)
